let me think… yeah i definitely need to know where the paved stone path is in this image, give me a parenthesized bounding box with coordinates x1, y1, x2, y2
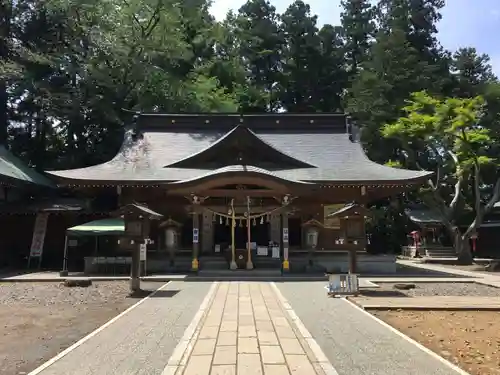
(167, 281, 335, 375)
(29, 279, 472, 375)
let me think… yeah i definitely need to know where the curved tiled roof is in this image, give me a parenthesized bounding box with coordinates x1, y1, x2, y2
(0, 146, 54, 187)
(168, 165, 313, 186)
(46, 114, 432, 184)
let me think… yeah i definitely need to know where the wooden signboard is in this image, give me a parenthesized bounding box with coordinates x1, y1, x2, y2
(323, 204, 344, 228)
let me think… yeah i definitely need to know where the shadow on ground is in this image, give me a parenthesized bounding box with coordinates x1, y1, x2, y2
(129, 289, 180, 299)
(358, 290, 408, 297)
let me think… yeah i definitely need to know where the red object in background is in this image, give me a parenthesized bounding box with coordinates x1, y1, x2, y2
(410, 230, 421, 257)
(471, 233, 478, 252)
(410, 230, 420, 245)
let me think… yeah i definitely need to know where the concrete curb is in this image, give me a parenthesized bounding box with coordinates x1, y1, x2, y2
(361, 305, 500, 311)
(161, 281, 219, 375)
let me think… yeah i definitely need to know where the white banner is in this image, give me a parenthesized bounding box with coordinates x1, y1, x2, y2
(140, 244, 147, 261)
(283, 228, 289, 242)
(193, 228, 199, 243)
(30, 213, 49, 257)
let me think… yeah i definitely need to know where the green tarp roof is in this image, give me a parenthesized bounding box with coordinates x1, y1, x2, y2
(405, 208, 444, 224)
(67, 218, 124, 236)
(0, 146, 54, 187)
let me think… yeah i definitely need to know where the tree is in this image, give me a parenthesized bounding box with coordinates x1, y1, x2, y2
(382, 91, 500, 264)
(279, 0, 322, 112)
(316, 25, 347, 112)
(340, 0, 375, 75)
(347, 0, 453, 163)
(229, 0, 284, 112)
(451, 47, 497, 98)
(347, 29, 438, 162)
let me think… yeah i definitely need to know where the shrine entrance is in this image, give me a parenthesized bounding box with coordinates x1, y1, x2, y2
(213, 220, 270, 251)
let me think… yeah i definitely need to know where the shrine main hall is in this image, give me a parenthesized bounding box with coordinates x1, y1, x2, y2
(47, 113, 431, 274)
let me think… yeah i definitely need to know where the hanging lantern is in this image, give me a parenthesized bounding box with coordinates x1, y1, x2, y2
(225, 217, 229, 225)
(253, 217, 256, 226)
(220, 216, 223, 224)
(266, 214, 270, 222)
(260, 216, 264, 225)
(239, 219, 242, 227)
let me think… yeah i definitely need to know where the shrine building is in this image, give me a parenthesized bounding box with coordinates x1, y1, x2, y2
(46, 113, 432, 274)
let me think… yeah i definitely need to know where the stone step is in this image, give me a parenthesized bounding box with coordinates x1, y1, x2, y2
(197, 268, 283, 278)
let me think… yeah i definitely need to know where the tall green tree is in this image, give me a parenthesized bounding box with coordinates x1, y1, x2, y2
(347, 0, 452, 163)
(451, 47, 497, 98)
(316, 25, 347, 112)
(340, 0, 375, 75)
(230, 0, 284, 112)
(279, 0, 322, 112)
(382, 91, 500, 264)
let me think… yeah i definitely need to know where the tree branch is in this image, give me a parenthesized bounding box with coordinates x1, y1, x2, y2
(464, 174, 500, 238)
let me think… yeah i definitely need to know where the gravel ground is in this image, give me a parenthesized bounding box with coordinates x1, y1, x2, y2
(276, 281, 459, 375)
(0, 280, 166, 375)
(373, 310, 500, 375)
(368, 282, 500, 297)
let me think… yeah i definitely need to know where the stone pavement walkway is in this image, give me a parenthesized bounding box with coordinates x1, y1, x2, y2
(31, 281, 212, 375)
(166, 282, 335, 375)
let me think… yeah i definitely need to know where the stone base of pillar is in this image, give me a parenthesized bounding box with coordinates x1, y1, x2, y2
(230, 260, 238, 270)
(130, 277, 140, 292)
(246, 260, 254, 270)
(282, 259, 290, 272)
(191, 258, 199, 272)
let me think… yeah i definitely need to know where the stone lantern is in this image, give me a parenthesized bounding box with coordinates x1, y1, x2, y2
(159, 218, 182, 269)
(114, 203, 163, 293)
(302, 219, 324, 270)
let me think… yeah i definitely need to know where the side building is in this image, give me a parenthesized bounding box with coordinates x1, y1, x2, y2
(0, 145, 54, 268)
(46, 113, 432, 274)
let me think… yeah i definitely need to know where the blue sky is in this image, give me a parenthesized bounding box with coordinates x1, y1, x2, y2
(210, 0, 500, 76)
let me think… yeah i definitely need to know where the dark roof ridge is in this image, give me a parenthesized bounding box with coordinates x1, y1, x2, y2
(136, 112, 349, 132)
(164, 125, 318, 170)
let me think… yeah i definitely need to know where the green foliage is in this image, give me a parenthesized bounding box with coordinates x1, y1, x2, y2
(382, 91, 495, 173)
(1, 0, 499, 259)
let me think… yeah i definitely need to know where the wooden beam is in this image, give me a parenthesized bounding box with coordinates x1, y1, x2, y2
(167, 189, 280, 197)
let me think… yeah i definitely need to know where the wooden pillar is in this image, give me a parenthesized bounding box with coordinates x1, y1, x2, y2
(246, 217, 253, 269)
(282, 212, 290, 272)
(130, 242, 141, 292)
(345, 216, 358, 274)
(191, 205, 200, 272)
(348, 248, 357, 274)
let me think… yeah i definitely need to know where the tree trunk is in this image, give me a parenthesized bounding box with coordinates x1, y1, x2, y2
(0, 1, 12, 145)
(454, 231, 473, 265)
